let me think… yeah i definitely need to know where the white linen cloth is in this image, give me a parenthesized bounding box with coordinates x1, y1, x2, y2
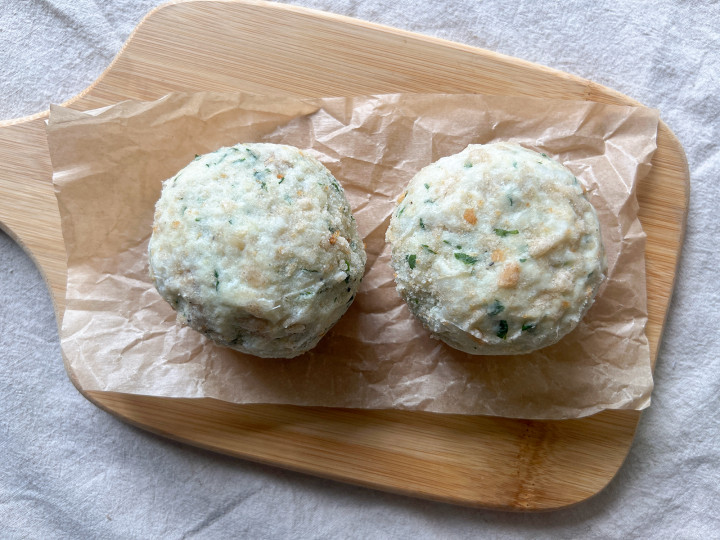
(1, 1, 718, 537)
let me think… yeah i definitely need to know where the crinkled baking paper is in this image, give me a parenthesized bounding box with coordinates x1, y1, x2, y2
(47, 92, 658, 419)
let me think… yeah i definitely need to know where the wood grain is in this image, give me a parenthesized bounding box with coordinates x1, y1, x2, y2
(0, 0, 688, 509)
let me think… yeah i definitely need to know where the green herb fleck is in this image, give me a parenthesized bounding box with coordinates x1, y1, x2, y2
(541, 153, 548, 158)
(245, 148, 258, 160)
(344, 259, 351, 273)
(406, 254, 417, 269)
(512, 161, 518, 168)
(194, 154, 201, 160)
(424, 183, 430, 189)
(521, 323, 536, 332)
(454, 253, 478, 265)
(278, 176, 285, 184)
(496, 320, 509, 339)
(205, 163, 210, 168)
(419, 218, 425, 229)
(421, 244, 437, 254)
(464, 162, 473, 168)
(232, 158, 246, 165)
(228, 218, 233, 224)
(488, 300, 505, 316)
(443, 240, 462, 249)
(181, 206, 187, 215)
(195, 217, 201, 222)
(507, 195, 514, 206)
(214, 270, 219, 291)
(398, 206, 405, 217)
(216, 152, 229, 165)
(332, 181, 341, 193)
(253, 170, 267, 190)
(519, 258, 527, 263)
(494, 228, 519, 237)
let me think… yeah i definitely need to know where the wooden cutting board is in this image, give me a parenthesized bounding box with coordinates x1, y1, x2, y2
(0, 0, 688, 510)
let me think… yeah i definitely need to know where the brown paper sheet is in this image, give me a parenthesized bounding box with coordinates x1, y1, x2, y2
(48, 92, 657, 419)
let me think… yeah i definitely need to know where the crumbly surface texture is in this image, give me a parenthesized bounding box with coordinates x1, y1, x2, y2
(149, 143, 366, 358)
(386, 142, 606, 355)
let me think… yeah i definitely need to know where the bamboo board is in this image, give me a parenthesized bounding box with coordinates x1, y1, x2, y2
(0, 0, 688, 510)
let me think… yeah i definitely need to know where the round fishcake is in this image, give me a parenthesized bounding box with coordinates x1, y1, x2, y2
(386, 142, 606, 355)
(149, 143, 366, 358)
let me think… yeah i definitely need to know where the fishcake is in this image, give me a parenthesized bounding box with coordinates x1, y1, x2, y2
(149, 143, 366, 358)
(386, 142, 606, 355)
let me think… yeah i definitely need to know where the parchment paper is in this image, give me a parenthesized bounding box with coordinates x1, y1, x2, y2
(48, 92, 657, 419)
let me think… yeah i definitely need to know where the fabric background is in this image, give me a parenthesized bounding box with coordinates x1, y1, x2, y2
(1, 1, 718, 538)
